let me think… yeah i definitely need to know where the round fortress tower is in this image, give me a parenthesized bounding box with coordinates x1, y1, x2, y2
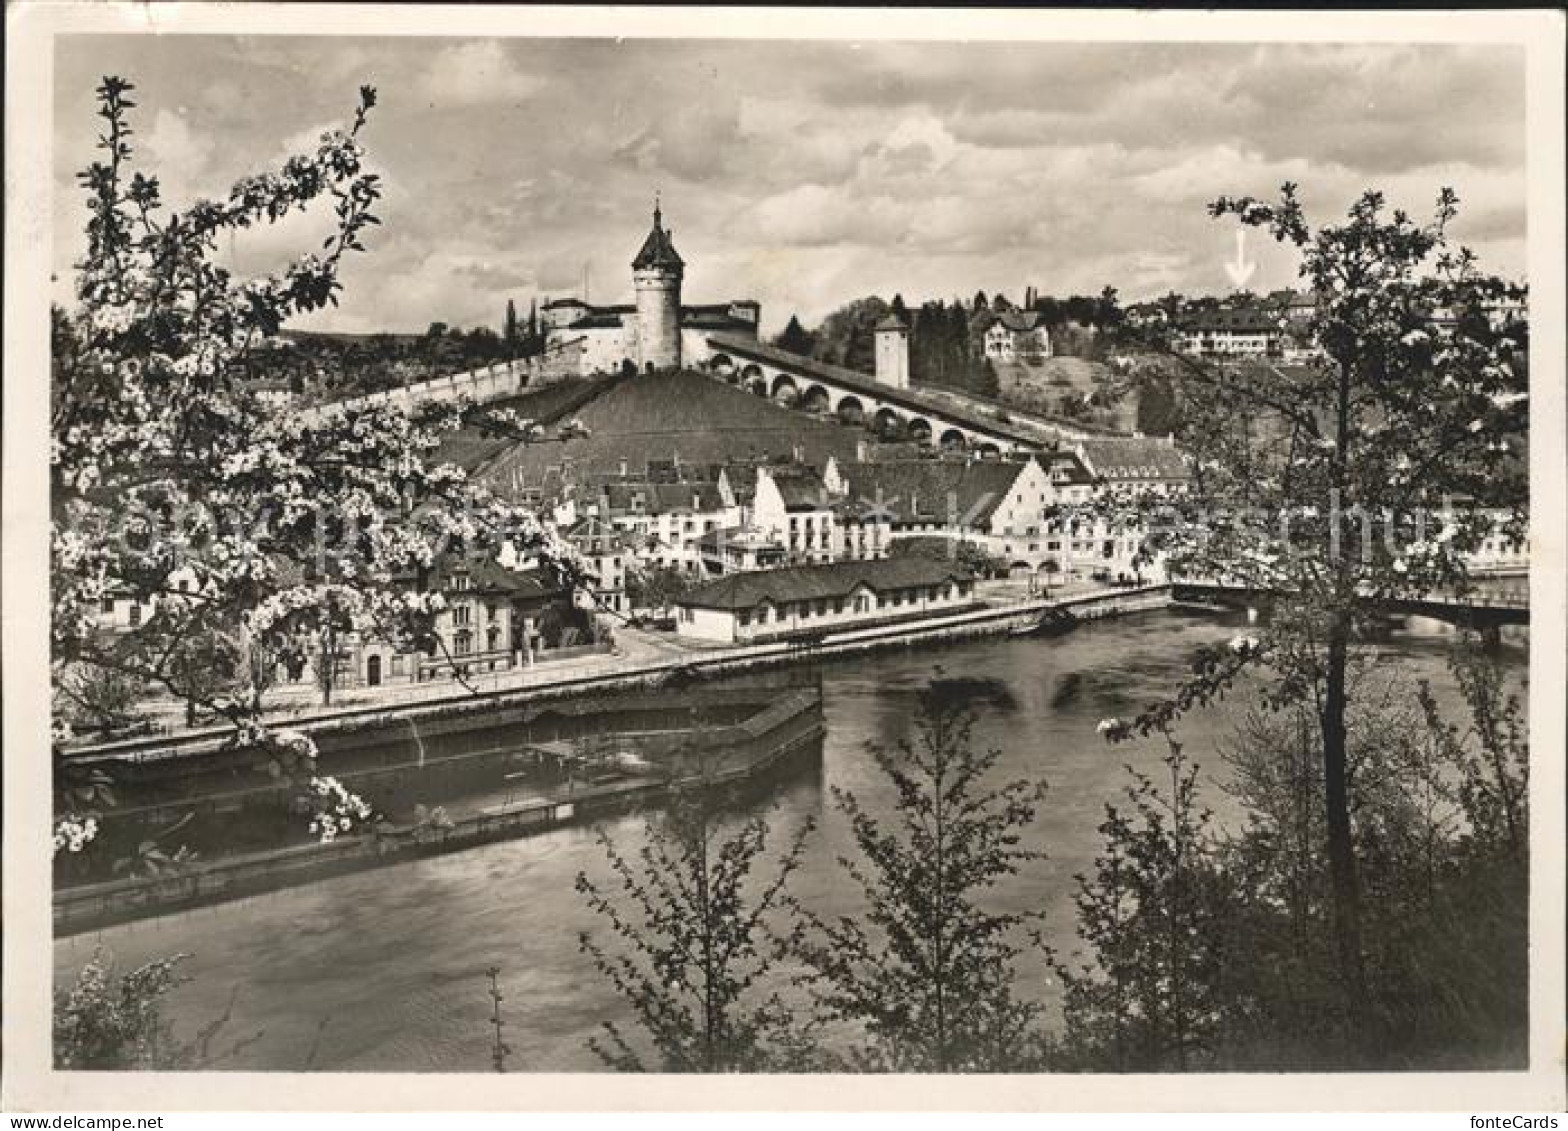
(632, 199, 684, 371)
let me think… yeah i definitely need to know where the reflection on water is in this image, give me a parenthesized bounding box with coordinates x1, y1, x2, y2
(52, 611, 1524, 1072)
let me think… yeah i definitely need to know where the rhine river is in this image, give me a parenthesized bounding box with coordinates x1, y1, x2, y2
(52, 609, 1526, 1071)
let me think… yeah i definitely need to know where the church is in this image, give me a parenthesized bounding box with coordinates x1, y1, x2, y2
(539, 202, 762, 376)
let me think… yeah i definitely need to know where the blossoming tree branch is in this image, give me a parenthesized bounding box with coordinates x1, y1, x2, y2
(51, 78, 577, 857)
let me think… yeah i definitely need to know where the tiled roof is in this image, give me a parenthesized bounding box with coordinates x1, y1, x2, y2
(428, 554, 566, 598)
(568, 312, 631, 330)
(599, 481, 726, 514)
(682, 311, 755, 330)
(1074, 437, 1190, 481)
(566, 515, 628, 553)
(767, 466, 832, 509)
(680, 556, 974, 611)
(1185, 309, 1279, 333)
(839, 459, 1032, 526)
(996, 310, 1045, 333)
(632, 208, 684, 271)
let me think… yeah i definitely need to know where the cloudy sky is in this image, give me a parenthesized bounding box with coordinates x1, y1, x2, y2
(53, 35, 1526, 335)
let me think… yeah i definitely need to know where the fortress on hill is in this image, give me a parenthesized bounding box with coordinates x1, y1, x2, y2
(539, 201, 763, 374)
(538, 200, 916, 397)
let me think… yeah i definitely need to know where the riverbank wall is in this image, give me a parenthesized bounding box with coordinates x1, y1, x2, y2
(54, 690, 825, 936)
(64, 584, 1177, 772)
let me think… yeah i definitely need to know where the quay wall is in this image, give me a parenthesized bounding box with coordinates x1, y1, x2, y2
(54, 692, 825, 936)
(64, 586, 1178, 773)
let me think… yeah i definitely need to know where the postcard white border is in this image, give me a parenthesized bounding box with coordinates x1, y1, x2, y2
(5, 2, 1564, 1113)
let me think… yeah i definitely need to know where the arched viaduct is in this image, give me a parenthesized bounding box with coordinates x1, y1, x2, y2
(699, 332, 1042, 457)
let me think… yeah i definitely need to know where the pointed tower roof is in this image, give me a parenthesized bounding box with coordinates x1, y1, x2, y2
(632, 198, 685, 271)
(874, 312, 907, 332)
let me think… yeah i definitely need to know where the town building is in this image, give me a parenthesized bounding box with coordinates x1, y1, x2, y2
(983, 310, 1053, 364)
(564, 515, 631, 615)
(674, 556, 979, 644)
(1072, 436, 1190, 497)
(584, 479, 738, 576)
(1178, 308, 1282, 358)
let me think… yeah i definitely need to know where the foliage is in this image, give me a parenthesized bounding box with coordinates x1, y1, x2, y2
(790, 678, 1051, 1071)
(626, 563, 696, 614)
(887, 534, 1007, 578)
(56, 661, 149, 738)
(575, 785, 816, 1071)
(54, 948, 259, 1070)
(1095, 184, 1528, 1011)
(1052, 729, 1234, 1071)
(51, 76, 568, 856)
(1067, 642, 1529, 1071)
(772, 314, 816, 356)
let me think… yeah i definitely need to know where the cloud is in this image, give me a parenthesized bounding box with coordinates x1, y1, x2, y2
(139, 108, 216, 197)
(415, 41, 544, 108)
(51, 36, 1529, 332)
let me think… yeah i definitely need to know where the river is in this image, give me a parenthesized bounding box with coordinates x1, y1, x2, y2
(52, 609, 1526, 1071)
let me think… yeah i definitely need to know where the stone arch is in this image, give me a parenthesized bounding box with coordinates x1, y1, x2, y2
(800, 384, 832, 414)
(872, 407, 905, 438)
(710, 353, 736, 379)
(740, 364, 766, 394)
(939, 427, 967, 451)
(770, 373, 799, 404)
(907, 417, 934, 444)
(975, 441, 1001, 459)
(836, 396, 865, 426)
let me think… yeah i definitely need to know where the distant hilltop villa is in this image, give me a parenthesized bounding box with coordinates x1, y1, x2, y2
(539, 200, 762, 375)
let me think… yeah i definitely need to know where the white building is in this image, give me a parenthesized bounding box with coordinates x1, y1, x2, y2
(675, 556, 979, 644)
(983, 310, 1053, 364)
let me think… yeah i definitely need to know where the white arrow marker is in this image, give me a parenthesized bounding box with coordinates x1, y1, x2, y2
(1224, 228, 1256, 289)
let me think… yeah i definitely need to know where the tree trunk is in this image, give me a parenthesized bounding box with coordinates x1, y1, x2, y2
(1321, 616, 1366, 1018)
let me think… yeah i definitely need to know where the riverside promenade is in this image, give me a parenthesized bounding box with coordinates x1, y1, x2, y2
(65, 578, 1158, 761)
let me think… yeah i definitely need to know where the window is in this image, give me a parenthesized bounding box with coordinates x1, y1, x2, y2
(101, 597, 116, 614)
(451, 575, 471, 592)
(454, 630, 472, 656)
(453, 604, 471, 627)
(128, 603, 142, 627)
(739, 611, 751, 627)
(487, 603, 499, 622)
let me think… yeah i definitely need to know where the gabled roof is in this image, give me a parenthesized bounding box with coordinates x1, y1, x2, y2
(839, 459, 1033, 526)
(679, 556, 974, 611)
(995, 310, 1045, 333)
(631, 205, 684, 272)
(764, 466, 832, 510)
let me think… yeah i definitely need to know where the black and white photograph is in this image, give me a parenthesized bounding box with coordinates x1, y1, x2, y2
(4, 3, 1564, 1116)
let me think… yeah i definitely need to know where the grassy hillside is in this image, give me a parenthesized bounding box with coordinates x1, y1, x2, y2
(994, 356, 1138, 432)
(432, 376, 614, 470)
(471, 368, 888, 487)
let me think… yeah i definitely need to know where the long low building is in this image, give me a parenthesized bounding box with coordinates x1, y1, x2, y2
(674, 556, 978, 644)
